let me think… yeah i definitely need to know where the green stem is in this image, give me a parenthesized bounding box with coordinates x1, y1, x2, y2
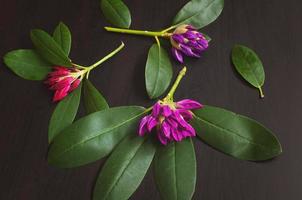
(161, 25, 177, 33)
(88, 42, 125, 70)
(258, 86, 265, 98)
(164, 67, 187, 102)
(104, 27, 172, 38)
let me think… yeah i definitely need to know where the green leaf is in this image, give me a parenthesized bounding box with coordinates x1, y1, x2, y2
(30, 29, 72, 67)
(48, 83, 82, 143)
(145, 43, 173, 99)
(173, 0, 224, 29)
(154, 138, 196, 200)
(93, 135, 155, 200)
(202, 33, 212, 42)
(48, 106, 146, 168)
(53, 22, 72, 56)
(232, 44, 266, 98)
(83, 79, 109, 114)
(3, 49, 51, 80)
(100, 0, 131, 28)
(191, 105, 282, 161)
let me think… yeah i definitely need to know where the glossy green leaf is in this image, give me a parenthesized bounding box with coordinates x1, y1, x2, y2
(48, 83, 82, 143)
(232, 45, 266, 98)
(83, 79, 109, 114)
(53, 22, 72, 56)
(191, 105, 282, 161)
(93, 135, 155, 200)
(30, 29, 72, 67)
(173, 0, 224, 29)
(3, 49, 51, 80)
(154, 138, 196, 200)
(100, 0, 131, 28)
(145, 43, 173, 99)
(48, 106, 146, 168)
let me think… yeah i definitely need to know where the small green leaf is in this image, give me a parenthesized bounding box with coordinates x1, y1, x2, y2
(100, 0, 131, 28)
(53, 22, 72, 56)
(83, 79, 109, 114)
(173, 0, 224, 29)
(30, 29, 72, 67)
(3, 49, 51, 80)
(48, 83, 82, 143)
(48, 106, 146, 168)
(202, 33, 212, 42)
(145, 43, 173, 99)
(93, 135, 156, 200)
(154, 138, 196, 200)
(232, 45, 266, 98)
(191, 105, 282, 161)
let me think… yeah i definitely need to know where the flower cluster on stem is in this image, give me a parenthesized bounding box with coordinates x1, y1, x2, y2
(138, 67, 203, 145)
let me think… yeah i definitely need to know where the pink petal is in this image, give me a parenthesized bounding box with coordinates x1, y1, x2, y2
(53, 85, 70, 102)
(69, 79, 81, 92)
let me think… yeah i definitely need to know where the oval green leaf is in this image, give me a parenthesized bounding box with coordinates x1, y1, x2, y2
(83, 79, 109, 114)
(48, 106, 146, 168)
(93, 135, 155, 200)
(191, 105, 282, 161)
(48, 83, 82, 143)
(3, 49, 51, 80)
(145, 43, 173, 99)
(173, 0, 224, 29)
(100, 0, 131, 28)
(232, 44, 265, 98)
(154, 138, 196, 200)
(30, 29, 72, 67)
(53, 22, 72, 56)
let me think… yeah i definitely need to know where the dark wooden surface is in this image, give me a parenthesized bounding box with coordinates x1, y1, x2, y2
(1, 0, 302, 199)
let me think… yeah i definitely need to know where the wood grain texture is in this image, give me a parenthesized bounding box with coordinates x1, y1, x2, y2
(0, 0, 302, 199)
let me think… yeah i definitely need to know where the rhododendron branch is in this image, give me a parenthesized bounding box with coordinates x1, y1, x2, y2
(155, 36, 161, 47)
(164, 66, 187, 102)
(88, 42, 125, 70)
(104, 27, 172, 38)
(161, 25, 177, 33)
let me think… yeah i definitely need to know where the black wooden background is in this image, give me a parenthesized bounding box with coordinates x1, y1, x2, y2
(1, 0, 301, 199)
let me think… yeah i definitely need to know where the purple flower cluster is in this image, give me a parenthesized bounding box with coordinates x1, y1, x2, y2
(139, 99, 203, 145)
(170, 24, 209, 63)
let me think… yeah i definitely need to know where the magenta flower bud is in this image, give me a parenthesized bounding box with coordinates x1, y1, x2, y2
(45, 66, 83, 102)
(138, 98, 203, 145)
(170, 24, 209, 63)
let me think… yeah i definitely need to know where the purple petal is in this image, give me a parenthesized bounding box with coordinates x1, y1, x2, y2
(157, 130, 168, 145)
(161, 121, 171, 138)
(183, 31, 198, 40)
(147, 116, 158, 132)
(152, 102, 161, 117)
(162, 105, 173, 117)
(171, 111, 189, 128)
(171, 128, 181, 142)
(179, 44, 200, 58)
(139, 116, 150, 136)
(171, 48, 184, 63)
(178, 109, 193, 121)
(185, 25, 197, 30)
(172, 34, 185, 43)
(176, 99, 203, 110)
(166, 117, 178, 129)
